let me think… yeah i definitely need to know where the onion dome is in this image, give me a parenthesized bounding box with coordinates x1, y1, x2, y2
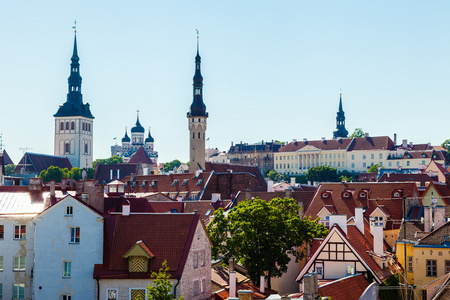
(122, 127, 131, 143)
(131, 114, 145, 133)
(145, 127, 154, 143)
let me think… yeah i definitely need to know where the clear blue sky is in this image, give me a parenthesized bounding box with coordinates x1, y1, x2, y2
(0, 0, 449, 165)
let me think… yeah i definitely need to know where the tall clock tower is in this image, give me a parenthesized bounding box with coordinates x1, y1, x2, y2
(187, 35, 208, 173)
(54, 33, 94, 169)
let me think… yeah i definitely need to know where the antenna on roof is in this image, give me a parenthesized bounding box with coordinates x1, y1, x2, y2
(0, 133, 3, 152)
(72, 20, 77, 34)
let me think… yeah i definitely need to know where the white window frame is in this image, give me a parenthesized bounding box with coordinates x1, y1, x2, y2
(70, 227, 80, 244)
(201, 277, 206, 293)
(13, 283, 25, 299)
(63, 261, 71, 278)
(62, 295, 72, 300)
(66, 206, 73, 216)
(14, 225, 26, 240)
(13, 256, 25, 271)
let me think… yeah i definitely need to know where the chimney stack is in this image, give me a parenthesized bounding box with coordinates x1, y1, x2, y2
(123, 200, 131, 216)
(285, 186, 293, 200)
(424, 207, 432, 232)
(267, 180, 274, 192)
(394, 133, 397, 146)
(229, 258, 237, 299)
(402, 139, 407, 149)
(329, 215, 347, 234)
(50, 180, 56, 205)
(259, 275, 265, 293)
(290, 177, 296, 186)
(355, 207, 364, 235)
(303, 272, 319, 300)
(370, 218, 384, 256)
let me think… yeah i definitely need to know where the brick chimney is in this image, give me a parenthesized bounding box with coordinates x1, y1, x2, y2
(329, 215, 347, 235)
(303, 272, 319, 300)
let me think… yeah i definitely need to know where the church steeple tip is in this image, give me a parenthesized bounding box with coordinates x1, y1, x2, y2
(188, 31, 208, 118)
(332, 92, 348, 139)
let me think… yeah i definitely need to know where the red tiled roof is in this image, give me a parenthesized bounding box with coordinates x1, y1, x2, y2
(278, 138, 353, 152)
(95, 213, 199, 278)
(378, 173, 437, 186)
(184, 200, 230, 221)
(214, 282, 277, 299)
(129, 146, 153, 164)
(318, 274, 370, 300)
(205, 162, 267, 192)
(14, 153, 72, 174)
(347, 136, 395, 151)
(234, 191, 315, 213)
(103, 197, 182, 214)
(305, 182, 419, 229)
(358, 173, 378, 182)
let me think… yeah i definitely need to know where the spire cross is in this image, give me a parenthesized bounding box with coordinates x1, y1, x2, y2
(72, 20, 77, 34)
(137, 110, 140, 118)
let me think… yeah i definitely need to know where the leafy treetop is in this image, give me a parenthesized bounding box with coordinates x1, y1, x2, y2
(349, 128, 365, 138)
(93, 155, 124, 170)
(207, 197, 328, 289)
(146, 260, 184, 300)
(163, 160, 182, 173)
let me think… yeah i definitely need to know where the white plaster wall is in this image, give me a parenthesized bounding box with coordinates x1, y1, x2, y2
(32, 197, 103, 300)
(0, 216, 35, 300)
(179, 221, 211, 300)
(323, 261, 349, 279)
(271, 252, 300, 294)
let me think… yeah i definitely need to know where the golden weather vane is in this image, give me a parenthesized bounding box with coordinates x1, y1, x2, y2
(72, 20, 77, 33)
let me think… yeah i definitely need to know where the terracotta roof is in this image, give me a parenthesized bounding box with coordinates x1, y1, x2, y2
(128, 146, 153, 164)
(214, 282, 277, 300)
(431, 183, 450, 205)
(418, 221, 450, 245)
(318, 274, 370, 300)
(103, 197, 183, 214)
(379, 173, 437, 186)
(305, 182, 419, 229)
(234, 191, 315, 213)
(358, 173, 378, 182)
(400, 150, 447, 161)
(211, 265, 250, 288)
(347, 136, 395, 151)
(184, 200, 230, 222)
(14, 153, 72, 174)
(94, 213, 199, 279)
(205, 162, 267, 192)
(95, 163, 138, 184)
(2, 150, 14, 165)
(278, 138, 353, 152)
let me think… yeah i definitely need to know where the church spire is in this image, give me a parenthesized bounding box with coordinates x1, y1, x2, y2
(332, 93, 348, 139)
(188, 30, 208, 118)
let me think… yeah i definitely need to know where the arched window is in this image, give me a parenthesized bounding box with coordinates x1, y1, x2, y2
(60, 122, 64, 130)
(82, 123, 85, 131)
(193, 132, 195, 139)
(65, 143, 70, 153)
(88, 123, 91, 132)
(65, 122, 69, 130)
(71, 122, 75, 130)
(85, 143, 88, 154)
(198, 132, 200, 139)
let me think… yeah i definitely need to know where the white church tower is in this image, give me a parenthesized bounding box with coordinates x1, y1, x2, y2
(54, 31, 94, 169)
(187, 34, 208, 173)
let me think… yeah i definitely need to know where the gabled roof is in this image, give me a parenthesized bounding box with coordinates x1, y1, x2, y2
(14, 153, 72, 173)
(94, 163, 137, 184)
(2, 150, 14, 165)
(396, 221, 425, 243)
(296, 224, 391, 284)
(123, 240, 155, 258)
(422, 182, 450, 205)
(358, 172, 378, 182)
(37, 194, 103, 219)
(0, 190, 48, 215)
(318, 274, 371, 300)
(128, 147, 153, 164)
(347, 136, 395, 151)
(94, 213, 200, 279)
(205, 162, 267, 192)
(378, 173, 437, 185)
(183, 200, 230, 222)
(278, 138, 353, 152)
(305, 182, 418, 229)
(417, 221, 450, 246)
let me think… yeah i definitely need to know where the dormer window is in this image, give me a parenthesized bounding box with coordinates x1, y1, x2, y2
(342, 191, 352, 200)
(422, 153, 427, 158)
(150, 180, 157, 186)
(393, 190, 403, 198)
(196, 178, 204, 186)
(141, 181, 147, 187)
(359, 192, 366, 198)
(172, 179, 179, 186)
(321, 192, 330, 199)
(123, 241, 154, 273)
(181, 179, 189, 186)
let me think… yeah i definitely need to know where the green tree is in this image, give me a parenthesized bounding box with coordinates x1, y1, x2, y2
(39, 166, 69, 183)
(305, 166, 338, 182)
(367, 164, 381, 173)
(265, 169, 289, 182)
(163, 159, 182, 172)
(67, 167, 82, 181)
(146, 260, 184, 300)
(349, 128, 365, 138)
(83, 167, 95, 179)
(207, 197, 328, 289)
(4, 164, 15, 176)
(93, 155, 124, 169)
(338, 170, 358, 182)
(442, 139, 450, 152)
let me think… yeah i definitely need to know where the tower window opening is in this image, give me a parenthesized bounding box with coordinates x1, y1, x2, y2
(193, 132, 195, 139)
(66, 122, 69, 130)
(71, 86, 74, 91)
(60, 122, 64, 131)
(82, 123, 85, 131)
(85, 143, 88, 154)
(198, 132, 200, 139)
(71, 122, 74, 130)
(88, 123, 91, 132)
(65, 143, 70, 154)
(198, 118, 201, 122)
(75, 86, 78, 91)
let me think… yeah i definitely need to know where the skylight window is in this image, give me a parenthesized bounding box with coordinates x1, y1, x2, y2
(172, 179, 179, 186)
(205, 209, 212, 216)
(181, 179, 189, 186)
(151, 180, 157, 186)
(196, 179, 204, 186)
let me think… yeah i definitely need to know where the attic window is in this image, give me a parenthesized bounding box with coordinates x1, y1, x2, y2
(132, 181, 138, 187)
(359, 192, 366, 198)
(443, 237, 450, 246)
(205, 209, 212, 216)
(181, 179, 189, 186)
(141, 181, 147, 187)
(422, 153, 427, 158)
(321, 192, 329, 199)
(150, 180, 157, 186)
(196, 178, 204, 186)
(342, 192, 351, 199)
(393, 191, 402, 198)
(172, 179, 179, 186)
(171, 209, 178, 213)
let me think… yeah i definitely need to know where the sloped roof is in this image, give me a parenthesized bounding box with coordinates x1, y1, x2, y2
(318, 274, 370, 300)
(305, 182, 418, 229)
(278, 138, 353, 152)
(214, 282, 277, 299)
(0, 191, 48, 215)
(417, 221, 450, 246)
(429, 273, 450, 300)
(95, 213, 200, 278)
(184, 200, 230, 221)
(2, 150, 14, 165)
(234, 191, 315, 213)
(205, 162, 267, 192)
(14, 153, 72, 173)
(358, 172, 378, 182)
(128, 147, 153, 164)
(347, 136, 395, 151)
(379, 173, 437, 186)
(94, 163, 138, 184)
